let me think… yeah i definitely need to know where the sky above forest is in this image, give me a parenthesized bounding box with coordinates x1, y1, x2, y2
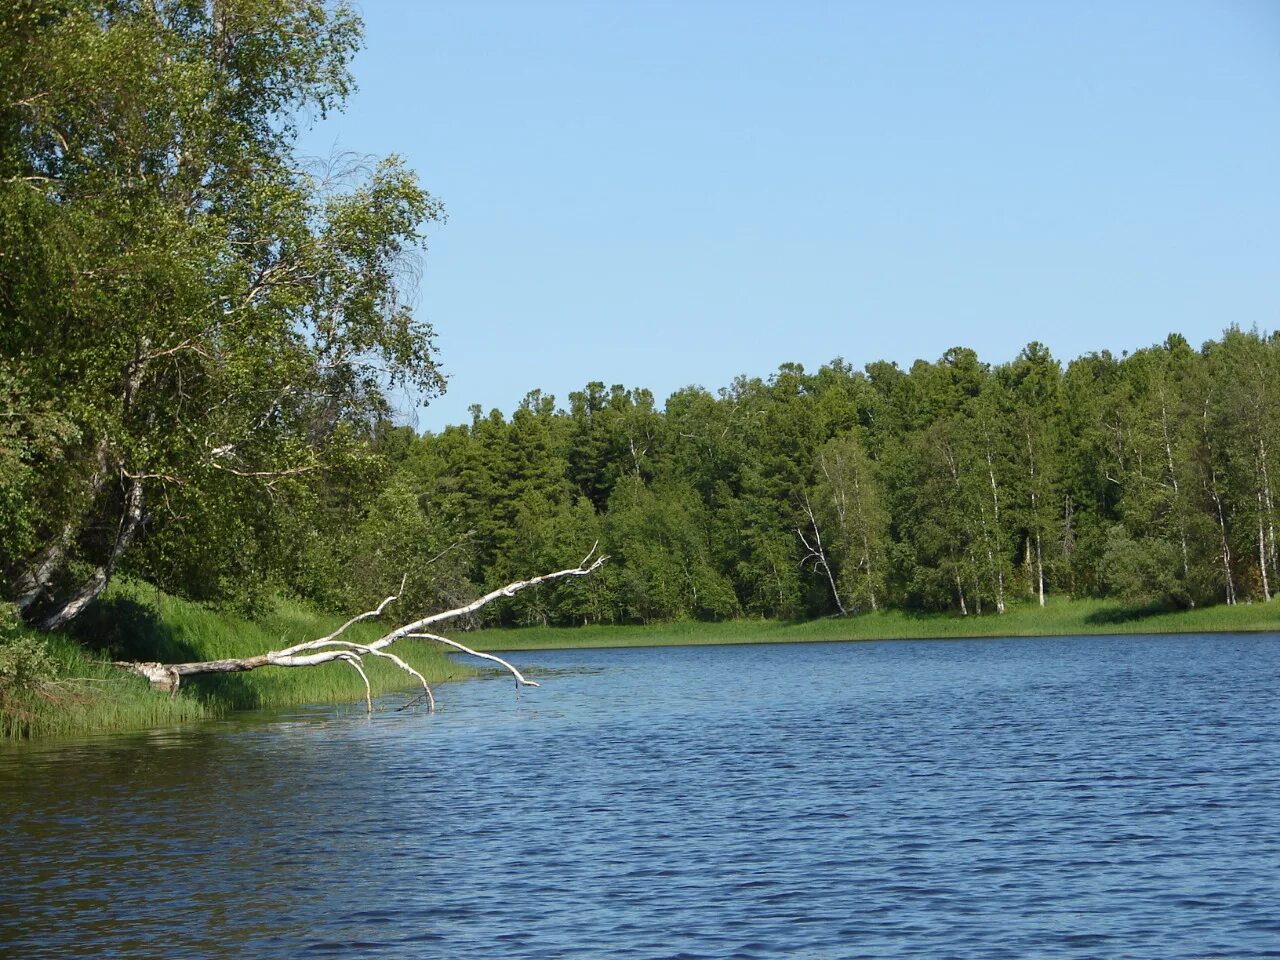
(301, 0, 1280, 431)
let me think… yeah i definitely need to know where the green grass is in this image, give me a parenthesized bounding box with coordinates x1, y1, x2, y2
(1, 582, 472, 742)
(463, 595, 1280, 651)
(7, 588, 1277, 741)
(0, 627, 209, 741)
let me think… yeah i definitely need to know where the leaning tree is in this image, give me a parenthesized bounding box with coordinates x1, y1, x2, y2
(1, 0, 444, 628)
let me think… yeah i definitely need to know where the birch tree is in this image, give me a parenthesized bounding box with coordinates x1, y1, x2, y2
(2, 1, 445, 627)
(1000, 343, 1063, 607)
(807, 429, 888, 613)
(1206, 328, 1279, 601)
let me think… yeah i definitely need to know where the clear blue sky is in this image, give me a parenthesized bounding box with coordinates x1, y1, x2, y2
(303, 0, 1280, 431)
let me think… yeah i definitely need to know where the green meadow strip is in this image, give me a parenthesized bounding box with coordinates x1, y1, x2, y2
(462, 596, 1280, 651)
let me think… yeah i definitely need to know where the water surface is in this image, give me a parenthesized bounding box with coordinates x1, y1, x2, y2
(3, 633, 1279, 958)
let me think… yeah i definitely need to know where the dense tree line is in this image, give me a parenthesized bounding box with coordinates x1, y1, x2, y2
(3, 4, 1278, 636)
(290, 330, 1280, 627)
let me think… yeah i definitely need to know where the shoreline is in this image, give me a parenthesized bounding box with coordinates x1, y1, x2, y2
(6, 593, 1276, 742)
(464, 597, 1280, 652)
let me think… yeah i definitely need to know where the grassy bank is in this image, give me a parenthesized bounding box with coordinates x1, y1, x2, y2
(1, 582, 470, 741)
(7, 590, 1277, 741)
(464, 595, 1280, 651)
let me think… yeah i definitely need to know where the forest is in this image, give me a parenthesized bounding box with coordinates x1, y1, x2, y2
(274, 330, 1280, 628)
(3, 1, 1279, 648)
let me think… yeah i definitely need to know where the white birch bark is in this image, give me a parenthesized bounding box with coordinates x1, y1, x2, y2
(38, 476, 145, 631)
(1200, 404, 1236, 604)
(115, 550, 608, 711)
(1158, 395, 1192, 584)
(798, 493, 847, 616)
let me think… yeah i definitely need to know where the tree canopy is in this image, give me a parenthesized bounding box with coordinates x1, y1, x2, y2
(1, 0, 444, 627)
(347, 332, 1279, 627)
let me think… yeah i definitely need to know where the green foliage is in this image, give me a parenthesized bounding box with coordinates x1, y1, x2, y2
(0, 605, 54, 690)
(811, 429, 888, 612)
(384, 329, 1280, 627)
(0, 365, 79, 568)
(606, 477, 737, 622)
(1100, 525, 1191, 609)
(1, 0, 444, 624)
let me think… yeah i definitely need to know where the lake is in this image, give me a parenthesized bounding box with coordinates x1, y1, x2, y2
(2, 633, 1279, 959)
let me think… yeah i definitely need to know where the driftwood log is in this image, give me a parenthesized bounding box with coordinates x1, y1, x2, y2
(115, 548, 607, 711)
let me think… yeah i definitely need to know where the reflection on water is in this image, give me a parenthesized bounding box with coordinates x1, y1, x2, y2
(2, 634, 1279, 958)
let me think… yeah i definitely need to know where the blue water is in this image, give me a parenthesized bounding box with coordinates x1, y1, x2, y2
(2, 633, 1279, 959)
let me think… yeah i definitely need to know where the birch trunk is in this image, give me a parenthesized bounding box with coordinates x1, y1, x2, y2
(1023, 430, 1046, 607)
(1159, 397, 1192, 584)
(984, 449, 1006, 614)
(1200, 406, 1236, 604)
(1257, 507, 1271, 602)
(798, 494, 847, 616)
(38, 476, 146, 631)
(1261, 441, 1277, 584)
(1035, 531, 1045, 607)
(13, 437, 115, 614)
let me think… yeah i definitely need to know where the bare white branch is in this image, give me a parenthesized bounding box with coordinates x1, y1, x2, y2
(112, 556, 607, 711)
(280, 574, 407, 656)
(405, 632, 538, 689)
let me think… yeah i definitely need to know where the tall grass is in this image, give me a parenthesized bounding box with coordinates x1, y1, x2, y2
(0, 629, 209, 741)
(462, 595, 1280, 651)
(2, 582, 471, 742)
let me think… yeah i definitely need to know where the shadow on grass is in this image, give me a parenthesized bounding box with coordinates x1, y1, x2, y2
(70, 596, 261, 709)
(1084, 601, 1178, 625)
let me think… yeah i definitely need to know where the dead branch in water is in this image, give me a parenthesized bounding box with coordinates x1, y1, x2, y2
(114, 547, 608, 712)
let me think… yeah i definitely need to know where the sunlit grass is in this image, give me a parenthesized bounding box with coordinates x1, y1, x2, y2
(7, 587, 1276, 741)
(0, 629, 208, 741)
(2, 583, 472, 741)
(462, 595, 1280, 651)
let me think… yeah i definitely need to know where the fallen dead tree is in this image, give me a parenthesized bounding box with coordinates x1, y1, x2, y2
(114, 549, 607, 712)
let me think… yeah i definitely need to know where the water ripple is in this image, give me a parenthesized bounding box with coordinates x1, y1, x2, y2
(1, 633, 1278, 958)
